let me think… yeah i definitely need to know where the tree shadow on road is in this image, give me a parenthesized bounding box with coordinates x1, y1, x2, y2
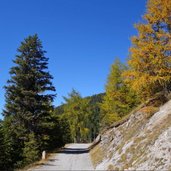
(37, 163, 56, 167)
(58, 147, 89, 154)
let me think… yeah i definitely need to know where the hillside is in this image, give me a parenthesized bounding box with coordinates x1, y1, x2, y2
(91, 97, 171, 170)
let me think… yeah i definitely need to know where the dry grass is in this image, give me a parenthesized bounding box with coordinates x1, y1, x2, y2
(101, 104, 144, 135)
(90, 144, 104, 168)
(139, 106, 159, 119)
(107, 164, 119, 171)
(16, 153, 56, 171)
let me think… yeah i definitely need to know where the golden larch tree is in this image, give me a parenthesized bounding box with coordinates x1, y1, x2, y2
(124, 0, 171, 99)
(101, 59, 139, 127)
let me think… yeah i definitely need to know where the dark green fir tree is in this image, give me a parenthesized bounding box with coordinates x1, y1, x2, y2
(3, 34, 56, 167)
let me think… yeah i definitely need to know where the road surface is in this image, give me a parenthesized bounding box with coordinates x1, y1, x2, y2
(31, 143, 94, 170)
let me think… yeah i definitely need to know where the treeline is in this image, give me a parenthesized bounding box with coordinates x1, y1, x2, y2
(1, 0, 171, 169)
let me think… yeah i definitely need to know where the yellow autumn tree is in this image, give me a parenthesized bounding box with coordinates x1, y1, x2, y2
(101, 59, 139, 127)
(124, 0, 171, 100)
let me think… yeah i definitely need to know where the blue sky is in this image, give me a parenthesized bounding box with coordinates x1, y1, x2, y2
(1, 0, 146, 118)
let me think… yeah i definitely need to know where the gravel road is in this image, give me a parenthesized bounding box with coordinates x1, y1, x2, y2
(31, 143, 94, 170)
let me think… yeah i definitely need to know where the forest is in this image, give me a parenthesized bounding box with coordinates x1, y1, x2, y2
(0, 0, 171, 170)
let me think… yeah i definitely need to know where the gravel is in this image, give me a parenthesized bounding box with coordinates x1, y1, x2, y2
(31, 143, 94, 171)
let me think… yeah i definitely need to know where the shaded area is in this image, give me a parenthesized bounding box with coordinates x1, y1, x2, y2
(57, 138, 101, 154)
(58, 147, 90, 154)
(37, 163, 56, 167)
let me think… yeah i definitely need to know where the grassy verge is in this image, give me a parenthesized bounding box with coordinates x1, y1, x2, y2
(90, 144, 104, 168)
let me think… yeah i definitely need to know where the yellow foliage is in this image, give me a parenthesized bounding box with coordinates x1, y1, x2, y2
(139, 106, 159, 119)
(124, 0, 171, 100)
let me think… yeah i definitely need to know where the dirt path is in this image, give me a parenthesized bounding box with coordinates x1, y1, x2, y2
(31, 143, 94, 171)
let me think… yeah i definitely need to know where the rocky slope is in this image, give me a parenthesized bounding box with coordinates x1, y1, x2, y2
(91, 99, 171, 170)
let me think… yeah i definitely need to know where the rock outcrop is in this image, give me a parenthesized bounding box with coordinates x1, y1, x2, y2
(92, 100, 171, 170)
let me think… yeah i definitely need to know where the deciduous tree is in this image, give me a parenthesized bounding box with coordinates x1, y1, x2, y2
(124, 0, 171, 99)
(101, 59, 139, 127)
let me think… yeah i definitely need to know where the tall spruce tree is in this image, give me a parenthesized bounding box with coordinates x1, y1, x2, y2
(3, 34, 56, 166)
(0, 121, 5, 170)
(124, 0, 171, 100)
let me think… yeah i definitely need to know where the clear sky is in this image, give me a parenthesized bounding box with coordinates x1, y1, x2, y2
(1, 0, 146, 118)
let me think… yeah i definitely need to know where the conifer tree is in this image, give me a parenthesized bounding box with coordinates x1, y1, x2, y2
(3, 34, 56, 166)
(124, 0, 171, 99)
(63, 89, 91, 142)
(2, 116, 22, 169)
(87, 93, 104, 140)
(101, 59, 139, 127)
(23, 133, 39, 165)
(0, 121, 5, 170)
